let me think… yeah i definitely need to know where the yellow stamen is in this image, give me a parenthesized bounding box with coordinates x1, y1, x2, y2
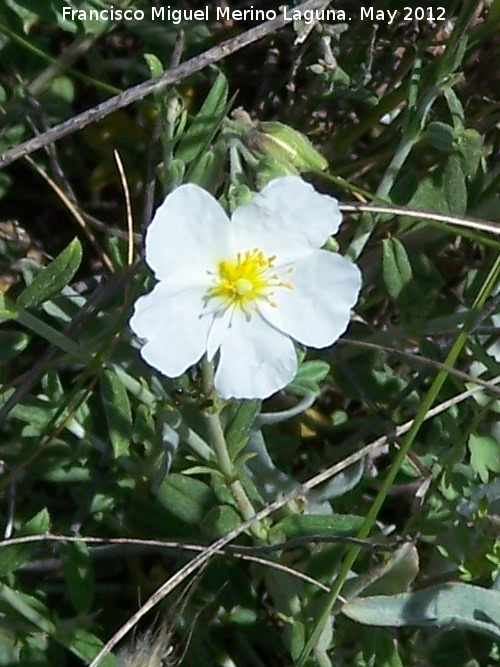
(206, 248, 293, 314)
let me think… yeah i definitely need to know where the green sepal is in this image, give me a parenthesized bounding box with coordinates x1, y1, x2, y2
(256, 121, 328, 172)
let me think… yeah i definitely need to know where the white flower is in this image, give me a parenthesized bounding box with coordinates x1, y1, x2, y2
(130, 176, 361, 399)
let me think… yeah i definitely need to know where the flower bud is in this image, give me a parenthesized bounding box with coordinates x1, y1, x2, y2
(252, 121, 328, 172)
(323, 236, 340, 252)
(255, 156, 298, 190)
(227, 183, 255, 209)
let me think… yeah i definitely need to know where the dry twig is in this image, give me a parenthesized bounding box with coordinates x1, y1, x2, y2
(0, 0, 328, 169)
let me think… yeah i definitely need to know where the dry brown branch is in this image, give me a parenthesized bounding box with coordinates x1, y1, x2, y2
(0, 533, 331, 593)
(0, 0, 329, 169)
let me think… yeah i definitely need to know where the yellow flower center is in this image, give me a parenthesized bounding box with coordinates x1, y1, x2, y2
(206, 248, 293, 314)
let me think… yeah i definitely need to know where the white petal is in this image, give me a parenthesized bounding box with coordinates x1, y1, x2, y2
(206, 307, 232, 361)
(231, 176, 342, 264)
(213, 310, 297, 399)
(145, 184, 231, 284)
(130, 281, 211, 377)
(262, 250, 361, 348)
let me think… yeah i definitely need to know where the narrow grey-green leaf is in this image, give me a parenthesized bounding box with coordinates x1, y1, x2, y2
(17, 237, 82, 308)
(100, 368, 132, 458)
(342, 583, 500, 640)
(257, 392, 317, 425)
(176, 72, 228, 163)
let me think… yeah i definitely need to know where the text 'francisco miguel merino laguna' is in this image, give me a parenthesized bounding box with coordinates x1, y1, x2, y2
(61, 5, 348, 25)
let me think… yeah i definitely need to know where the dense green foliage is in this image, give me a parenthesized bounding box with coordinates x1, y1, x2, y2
(0, 1, 499, 665)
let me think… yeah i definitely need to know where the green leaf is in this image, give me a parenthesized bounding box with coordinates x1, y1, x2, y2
(426, 629, 494, 667)
(344, 543, 419, 599)
(362, 628, 404, 667)
(60, 540, 94, 614)
(0, 293, 19, 321)
(0, 331, 29, 364)
(58, 628, 117, 667)
(382, 237, 413, 303)
(176, 72, 228, 163)
(290, 620, 306, 661)
(287, 360, 330, 397)
(311, 460, 365, 502)
(242, 429, 299, 506)
(296, 360, 330, 385)
(204, 505, 241, 538)
(0, 583, 117, 666)
(406, 153, 467, 216)
(163, 157, 185, 191)
(100, 368, 133, 458)
(9, 0, 58, 22)
(144, 53, 169, 123)
(73, 1, 111, 33)
(425, 121, 456, 152)
(279, 513, 365, 540)
(155, 473, 215, 524)
(342, 583, 500, 640)
(188, 148, 224, 189)
(9, 394, 57, 429)
(444, 153, 467, 215)
(17, 237, 82, 309)
(468, 433, 500, 483)
(188, 148, 215, 186)
(144, 52, 164, 78)
(49, 75, 75, 104)
(456, 128, 483, 178)
(0, 508, 50, 575)
(443, 87, 465, 128)
(225, 399, 261, 458)
(0, 585, 55, 634)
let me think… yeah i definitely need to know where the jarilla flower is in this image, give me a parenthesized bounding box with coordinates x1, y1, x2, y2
(130, 176, 361, 399)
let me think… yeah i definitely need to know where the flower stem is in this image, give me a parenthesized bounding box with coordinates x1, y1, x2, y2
(200, 359, 262, 536)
